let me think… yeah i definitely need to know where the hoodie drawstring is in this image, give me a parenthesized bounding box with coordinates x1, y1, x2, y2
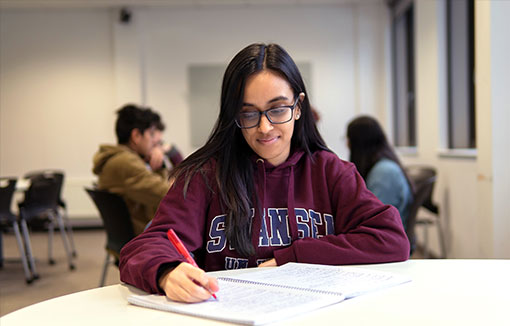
(250, 159, 266, 256)
(287, 165, 299, 240)
(251, 159, 299, 253)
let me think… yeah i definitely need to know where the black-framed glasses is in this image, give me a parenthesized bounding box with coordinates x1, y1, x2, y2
(235, 96, 300, 129)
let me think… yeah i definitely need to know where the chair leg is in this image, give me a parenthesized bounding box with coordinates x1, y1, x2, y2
(19, 219, 39, 280)
(48, 219, 55, 265)
(60, 207, 77, 257)
(99, 251, 110, 287)
(436, 218, 447, 258)
(12, 222, 33, 283)
(0, 231, 3, 268)
(423, 224, 429, 258)
(54, 210, 75, 270)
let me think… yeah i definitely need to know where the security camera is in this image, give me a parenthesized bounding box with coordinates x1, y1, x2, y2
(119, 8, 132, 24)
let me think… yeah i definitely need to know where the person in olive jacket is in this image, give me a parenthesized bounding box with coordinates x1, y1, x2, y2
(92, 104, 171, 235)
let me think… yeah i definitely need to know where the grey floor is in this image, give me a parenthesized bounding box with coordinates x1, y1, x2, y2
(0, 228, 120, 317)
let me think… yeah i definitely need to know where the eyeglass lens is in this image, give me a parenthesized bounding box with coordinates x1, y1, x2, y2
(236, 97, 298, 129)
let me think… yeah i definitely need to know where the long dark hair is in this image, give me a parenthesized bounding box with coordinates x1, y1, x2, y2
(169, 43, 328, 257)
(347, 116, 413, 190)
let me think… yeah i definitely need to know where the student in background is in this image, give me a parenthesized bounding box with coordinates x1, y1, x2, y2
(119, 43, 410, 303)
(92, 104, 171, 235)
(147, 111, 184, 172)
(346, 116, 413, 229)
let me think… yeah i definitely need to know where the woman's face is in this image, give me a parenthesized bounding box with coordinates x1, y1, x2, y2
(240, 70, 301, 166)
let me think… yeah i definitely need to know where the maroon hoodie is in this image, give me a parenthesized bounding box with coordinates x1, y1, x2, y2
(119, 150, 409, 294)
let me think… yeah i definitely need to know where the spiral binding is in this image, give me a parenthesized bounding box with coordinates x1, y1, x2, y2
(218, 277, 345, 297)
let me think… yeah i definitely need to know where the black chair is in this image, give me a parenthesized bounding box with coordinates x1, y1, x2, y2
(24, 170, 77, 257)
(403, 166, 437, 257)
(18, 172, 75, 275)
(85, 188, 135, 287)
(0, 177, 35, 283)
(405, 166, 447, 258)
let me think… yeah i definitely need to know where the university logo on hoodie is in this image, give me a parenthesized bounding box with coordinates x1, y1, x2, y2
(206, 207, 334, 253)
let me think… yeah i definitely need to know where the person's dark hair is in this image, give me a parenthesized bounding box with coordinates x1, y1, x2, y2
(150, 111, 165, 131)
(115, 104, 157, 144)
(347, 116, 413, 190)
(169, 43, 329, 257)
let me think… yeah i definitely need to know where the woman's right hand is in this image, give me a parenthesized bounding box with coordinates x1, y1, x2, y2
(158, 262, 219, 303)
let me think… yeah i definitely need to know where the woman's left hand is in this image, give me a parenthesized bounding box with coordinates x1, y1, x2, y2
(258, 258, 277, 267)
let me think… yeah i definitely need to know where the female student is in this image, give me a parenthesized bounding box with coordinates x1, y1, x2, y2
(119, 43, 410, 303)
(346, 116, 414, 228)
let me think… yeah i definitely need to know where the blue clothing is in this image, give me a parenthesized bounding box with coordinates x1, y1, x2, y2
(366, 159, 413, 228)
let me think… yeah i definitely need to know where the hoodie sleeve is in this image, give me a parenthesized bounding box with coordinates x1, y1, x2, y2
(119, 167, 213, 294)
(273, 158, 410, 266)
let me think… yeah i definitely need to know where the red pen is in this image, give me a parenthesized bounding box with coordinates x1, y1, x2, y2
(167, 229, 217, 300)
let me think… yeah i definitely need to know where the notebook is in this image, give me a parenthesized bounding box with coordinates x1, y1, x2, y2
(127, 262, 411, 325)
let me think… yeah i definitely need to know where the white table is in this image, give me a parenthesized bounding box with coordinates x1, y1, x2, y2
(1, 259, 509, 325)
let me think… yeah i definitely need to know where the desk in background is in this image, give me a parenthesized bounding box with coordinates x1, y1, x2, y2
(1, 259, 509, 325)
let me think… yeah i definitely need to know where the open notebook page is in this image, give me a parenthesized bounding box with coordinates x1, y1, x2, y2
(221, 262, 412, 299)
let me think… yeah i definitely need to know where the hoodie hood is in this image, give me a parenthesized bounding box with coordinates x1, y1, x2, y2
(250, 150, 305, 172)
(92, 144, 134, 175)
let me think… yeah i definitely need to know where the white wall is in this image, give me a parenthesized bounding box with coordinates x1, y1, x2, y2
(135, 5, 360, 158)
(475, 0, 510, 258)
(490, 1, 510, 258)
(0, 8, 115, 218)
(135, 2, 390, 158)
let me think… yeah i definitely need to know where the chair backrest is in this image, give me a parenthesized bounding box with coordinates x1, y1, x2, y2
(0, 177, 17, 221)
(403, 166, 437, 245)
(19, 173, 61, 218)
(25, 170, 66, 208)
(404, 166, 439, 214)
(85, 188, 135, 255)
